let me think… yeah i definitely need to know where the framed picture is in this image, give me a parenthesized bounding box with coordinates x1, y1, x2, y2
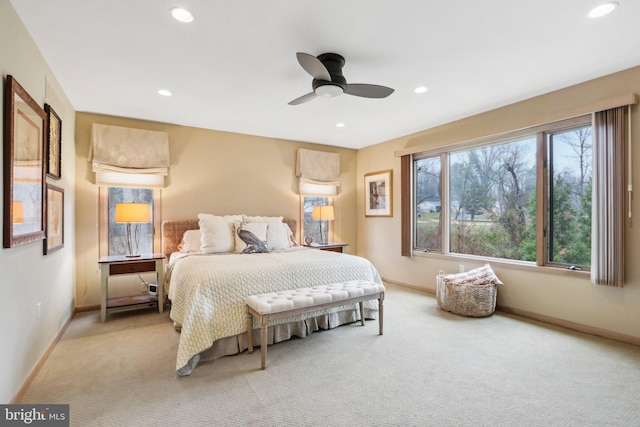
(45, 103, 62, 179)
(44, 184, 64, 254)
(365, 169, 393, 217)
(3, 75, 47, 248)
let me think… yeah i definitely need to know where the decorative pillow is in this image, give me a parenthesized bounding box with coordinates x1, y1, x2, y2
(233, 221, 269, 253)
(242, 215, 289, 250)
(439, 264, 504, 286)
(283, 222, 297, 247)
(178, 229, 201, 253)
(198, 213, 243, 254)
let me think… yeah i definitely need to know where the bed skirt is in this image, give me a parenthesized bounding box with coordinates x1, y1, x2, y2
(176, 307, 376, 376)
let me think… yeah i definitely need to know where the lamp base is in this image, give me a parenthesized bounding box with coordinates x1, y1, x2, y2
(125, 254, 142, 258)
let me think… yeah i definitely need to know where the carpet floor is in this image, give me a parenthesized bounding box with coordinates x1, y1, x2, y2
(20, 284, 640, 427)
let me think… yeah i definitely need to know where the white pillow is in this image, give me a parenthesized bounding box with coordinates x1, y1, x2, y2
(198, 213, 243, 254)
(242, 215, 289, 250)
(233, 221, 269, 253)
(282, 222, 296, 247)
(179, 229, 201, 253)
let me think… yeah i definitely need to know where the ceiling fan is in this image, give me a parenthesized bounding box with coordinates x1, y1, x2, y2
(288, 52, 394, 105)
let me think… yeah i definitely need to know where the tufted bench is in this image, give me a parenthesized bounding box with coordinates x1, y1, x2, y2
(245, 280, 385, 369)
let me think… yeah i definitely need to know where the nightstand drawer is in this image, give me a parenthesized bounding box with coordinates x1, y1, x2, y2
(322, 246, 344, 253)
(109, 261, 156, 275)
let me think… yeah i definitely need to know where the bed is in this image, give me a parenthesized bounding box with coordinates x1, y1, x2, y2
(162, 217, 383, 376)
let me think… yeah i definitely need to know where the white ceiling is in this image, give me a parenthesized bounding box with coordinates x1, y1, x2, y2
(9, 0, 640, 149)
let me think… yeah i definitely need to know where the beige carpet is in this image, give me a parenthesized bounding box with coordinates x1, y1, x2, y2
(20, 284, 640, 427)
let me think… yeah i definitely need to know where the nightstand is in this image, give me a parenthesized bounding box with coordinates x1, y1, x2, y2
(98, 253, 165, 322)
(304, 243, 348, 253)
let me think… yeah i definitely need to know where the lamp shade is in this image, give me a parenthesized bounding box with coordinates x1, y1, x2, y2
(115, 203, 151, 223)
(312, 205, 334, 221)
(13, 201, 24, 224)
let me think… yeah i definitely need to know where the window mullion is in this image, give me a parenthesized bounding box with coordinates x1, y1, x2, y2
(536, 131, 547, 266)
(442, 152, 450, 255)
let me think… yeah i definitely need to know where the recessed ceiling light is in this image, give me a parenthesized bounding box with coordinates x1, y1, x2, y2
(158, 89, 172, 97)
(414, 86, 428, 94)
(588, 2, 618, 18)
(336, 122, 346, 128)
(170, 7, 194, 23)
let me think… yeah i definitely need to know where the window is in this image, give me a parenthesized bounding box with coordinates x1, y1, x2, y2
(412, 116, 592, 268)
(546, 126, 592, 267)
(302, 196, 333, 243)
(414, 155, 442, 252)
(99, 187, 160, 257)
(449, 136, 536, 260)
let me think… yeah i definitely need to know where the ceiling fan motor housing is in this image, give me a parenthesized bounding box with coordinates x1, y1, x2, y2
(312, 53, 347, 97)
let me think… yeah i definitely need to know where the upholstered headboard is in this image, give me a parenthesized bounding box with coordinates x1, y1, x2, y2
(161, 218, 297, 258)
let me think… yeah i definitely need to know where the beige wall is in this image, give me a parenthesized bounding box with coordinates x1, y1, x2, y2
(357, 66, 640, 343)
(74, 113, 358, 307)
(0, 0, 76, 403)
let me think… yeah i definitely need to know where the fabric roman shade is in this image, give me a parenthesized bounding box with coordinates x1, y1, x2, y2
(90, 124, 170, 188)
(296, 148, 340, 195)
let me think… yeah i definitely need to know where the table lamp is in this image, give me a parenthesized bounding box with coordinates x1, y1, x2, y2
(312, 205, 334, 245)
(115, 202, 150, 257)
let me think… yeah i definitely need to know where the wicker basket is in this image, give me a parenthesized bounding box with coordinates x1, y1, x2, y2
(436, 271, 498, 317)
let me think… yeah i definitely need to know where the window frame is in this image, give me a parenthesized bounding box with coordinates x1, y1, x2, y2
(410, 115, 592, 270)
(539, 117, 593, 269)
(98, 187, 162, 257)
(300, 195, 334, 244)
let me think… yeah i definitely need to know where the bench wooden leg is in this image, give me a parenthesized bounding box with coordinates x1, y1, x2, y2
(260, 317, 268, 370)
(247, 307, 254, 354)
(359, 301, 365, 326)
(378, 292, 384, 336)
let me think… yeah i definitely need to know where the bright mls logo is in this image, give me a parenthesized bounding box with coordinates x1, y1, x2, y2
(0, 405, 69, 426)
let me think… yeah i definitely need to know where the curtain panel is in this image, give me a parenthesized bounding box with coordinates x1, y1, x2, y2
(591, 107, 626, 287)
(400, 155, 411, 257)
(90, 124, 170, 188)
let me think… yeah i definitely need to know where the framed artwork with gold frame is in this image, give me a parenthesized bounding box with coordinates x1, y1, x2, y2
(364, 170, 393, 217)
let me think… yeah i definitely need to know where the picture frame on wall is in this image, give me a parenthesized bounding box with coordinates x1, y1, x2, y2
(45, 103, 62, 180)
(44, 183, 64, 254)
(3, 75, 47, 248)
(364, 169, 393, 217)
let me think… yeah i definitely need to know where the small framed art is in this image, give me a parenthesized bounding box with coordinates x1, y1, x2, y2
(44, 184, 64, 254)
(45, 103, 62, 179)
(364, 169, 393, 217)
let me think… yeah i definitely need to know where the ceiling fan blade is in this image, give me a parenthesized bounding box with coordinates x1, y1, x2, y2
(296, 52, 331, 81)
(344, 84, 394, 99)
(288, 92, 318, 105)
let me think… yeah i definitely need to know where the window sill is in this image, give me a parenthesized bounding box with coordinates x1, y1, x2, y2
(411, 250, 590, 279)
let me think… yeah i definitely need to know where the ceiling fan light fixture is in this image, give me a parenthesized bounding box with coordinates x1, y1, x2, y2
(170, 7, 194, 23)
(315, 84, 344, 98)
(414, 86, 428, 94)
(588, 2, 618, 18)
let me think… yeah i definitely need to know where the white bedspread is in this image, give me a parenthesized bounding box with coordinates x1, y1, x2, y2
(166, 247, 382, 375)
